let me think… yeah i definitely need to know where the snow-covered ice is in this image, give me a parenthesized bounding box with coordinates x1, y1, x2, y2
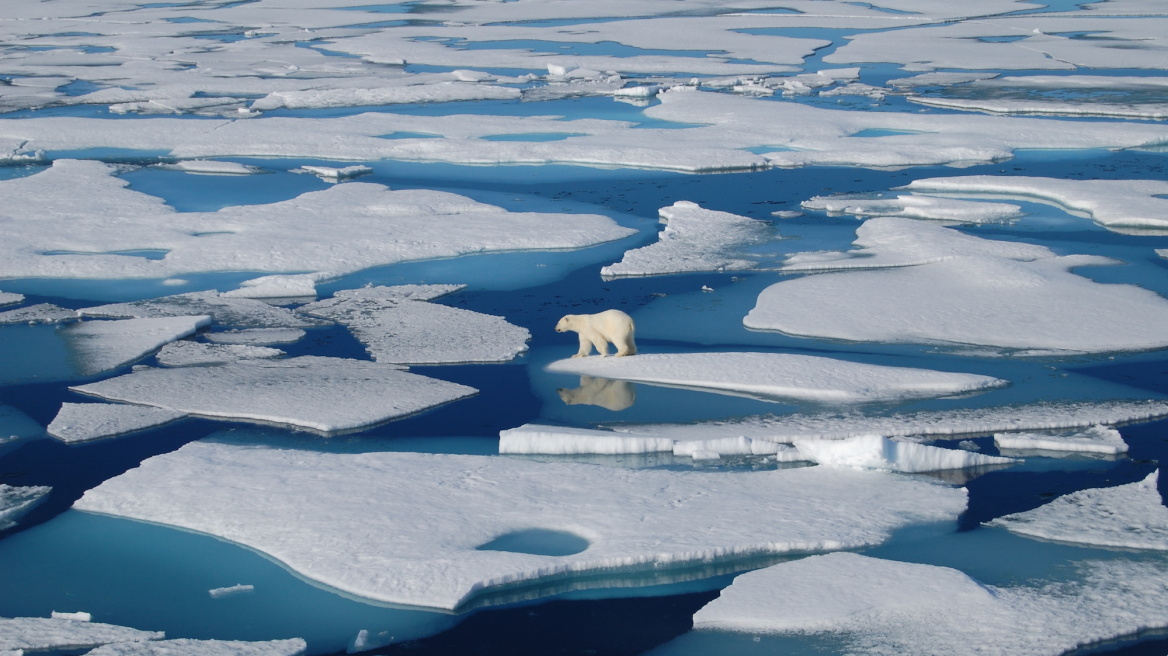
(204, 329, 306, 346)
(688, 552, 1168, 656)
(546, 352, 1005, 404)
(498, 423, 800, 460)
(0, 616, 163, 652)
(791, 435, 1013, 473)
(600, 201, 774, 278)
(75, 440, 967, 610)
(989, 470, 1168, 550)
(69, 356, 477, 435)
(801, 194, 1022, 224)
(300, 286, 531, 365)
(220, 275, 319, 300)
(155, 161, 261, 176)
(290, 166, 372, 183)
(0, 303, 78, 325)
(746, 217, 1168, 353)
(48, 403, 186, 444)
(0, 292, 23, 307)
(0, 484, 50, 530)
(85, 638, 307, 656)
(81, 292, 321, 330)
(61, 316, 211, 376)
(156, 341, 284, 367)
(994, 425, 1129, 456)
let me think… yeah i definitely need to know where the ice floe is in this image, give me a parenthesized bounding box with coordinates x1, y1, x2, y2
(80, 292, 321, 330)
(290, 165, 372, 183)
(498, 423, 799, 460)
(155, 341, 284, 367)
(791, 435, 1013, 473)
(801, 194, 1022, 224)
(85, 638, 307, 656)
(48, 403, 186, 444)
(0, 484, 50, 530)
(688, 552, 1168, 656)
(250, 83, 520, 111)
(746, 217, 1168, 353)
(62, 316, 211, 376)
(220, 275, 319, 300)
(204, 328, 306, 346)
(902, 175, 1168, 231)
(546, 352, 1005, 404)
(994, 425, 1129, 456)
(70, 356, 476, 435)
(75, 440, 968, 610)
(300, 285, 531, 365)
(989, 470, 1168, 550)
(0, 616, 162, 652)
(600, 201, 774, 278)
(155, 160, 262, 176)
(0, 292, 23, 307)
(0, 303, 79, 325)
(208, 584, 254, 600)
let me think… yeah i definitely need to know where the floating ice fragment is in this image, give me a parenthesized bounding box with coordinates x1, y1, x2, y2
(75, 441, 966, 610)
(546, 352, 1005, 404)
(791, 434, 1014, 473)
(155, 341, 283, 367)
(220, 275, 319, 300)
(62, 316, 212, 376)
(205, 328, 305, 346)
(85, 637, 307, 656)
(50, 612, 90, 622)
(0, 292, 22, 307)
(155, 160, 262, 175)
(290, 165, 372, 182)
(70, 356, 476, 435)
(802, 194, 1022, 224)
(0, 616, 162, 652)
(82, 292, 322, 330)
(0, 484, 50, 530)
(0, 304, 78, 325)
(994, 425, 1128, 456)
(208, 584, 254, 599)
(989, 470, 1168, 550)
(48, 403, 186, 444)
(500, 423, 804, 460)
(250, 83, 520, 111)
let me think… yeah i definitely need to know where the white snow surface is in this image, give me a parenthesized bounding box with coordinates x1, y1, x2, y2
(801, 194, 1023, 224)
(0, 304, 79, 325)
(80, 291, 321, 330)
(85, 638, 307, 656)
(791, 435, 1014, 473)
(990, 471, 1168, 551)
(48, 403, 186, 444)
(746, 217, 1168, 353)
(902, 176, 1168, 231)
(155, 161, 261, 176)
(907, 95, 1168, 120)
(75, 440, 967, 610)
(220, 275, 318, 300)
(691, 552, 1168, 656)
(61, 316, 212, 376)
(0, 484, 50, 530)
(600, 201, 774, 278)
(498, 423, 800, 460)
(300, 286, 530, 365)
(0, 292, 23, 307)
(204, 329, 306, 346)
(155, 341, 284, 367)
(0, 617, 162, 652)
(0, 160, 635, 280)
(546, 352, 1005, 404)
(69, 356, 476, 435)
(994, 425, 1129, 456)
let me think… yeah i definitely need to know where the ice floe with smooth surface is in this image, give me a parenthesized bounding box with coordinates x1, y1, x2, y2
(70, 356, 476, 435)
(81, 292, 321, 330)
(801, 194, 1022, 224)
(290, 165, 372, 183)
(902, 175, 1168, 231)
(76, 440, 967, 610)
(908, 95, 1168, 120)
(0, 484, 50, 530)
(0, 616, 162, 652)
(48, 403, 186, 444)
(600, 201, 774, 278)
(689, 552, 1168, 656)
(792, 435, 1013, 473)
(546, 352, 1005, 404)
(61, 316, 211, 376)
(85, 638, 307, 656)
(155, 341, 284, 367)
(300, 285, 530, 365)
(994, 425, 1129, 456)
(989, 470, 1168, 550)
(498, 423, 800, 460)
(155, 160, 262, 176)
(746, 217, 1168, 353)
(0, 303, 78, 325)
(907, 75, 1168, 119)
(220, 275, 319, 300)
(205, 328, 305, 346)
(0, 292, 22, 307)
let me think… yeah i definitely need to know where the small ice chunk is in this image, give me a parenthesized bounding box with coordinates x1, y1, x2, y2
(994, 425, 1128, 456)
(0, 292, 23, 307)
(155, 160, 261, 175)
(0, 484, 51, 530)
(69, 356, 477, 435)
(989, 470, 1168, 550)
(349, 629, 394, 653)
(205, 328, 306, 346)
(84, 637, 307, 656)
(156, 342, 283, 367)
(0, 616, 163, 652)
(791, 434, 1014, 473)
(81, 291, 323, 330)
(220, 275, 318, 300)
(291, 165, 372, 182)
(546, 352, 1005, 404)
(50, 612, 90, 622)
(62, 316, 212, 376)
(802, 194, 1022, 223)
(208, 584, 254, 599)
(0, 304, 78, 325)
(48, 403, 186, 444)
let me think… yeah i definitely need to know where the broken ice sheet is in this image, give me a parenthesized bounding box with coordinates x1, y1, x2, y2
(0, 291, 23, 307)
(80, 291, 323, 330)
(155, 341, 284, 367)
(0, 484, 50, 530)
(69, 356, 476, 435)
(789, 435, 1013, 474)
(219, 274, 319, 301)
(48, 403, 186, 444)
(546, 352, 1005, 404)
(0, 303, 79, 325)
(801, 194, 1022, 224)
(84, 637, 308, 656)
(74, 440, 967, 610)
(989, 470, 1168, 551)
(0, 616, 162, 652)
(300, 285, 530, 365)
(746, 217, 1168, 354)
(204, 328, 306, 346)
(994, 425, 1129, 457)
(62, 316, 211, 377)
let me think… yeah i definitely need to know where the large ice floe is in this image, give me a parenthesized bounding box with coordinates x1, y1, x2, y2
(989, 471, 1168, 551)
(994, 425, 1130, 457)
(600, 201, 775, 278)
(69, 357, 476, 435)
(546, 352, 1005, 404)
(61, 316, 211, 376)
(745, 217, 1168, 354)
(75, 440, 968, 610)
(299, 285, 531, 365)
(684, 552, 1168, 656)
(48, 403, 187, 444)
(0, 160, 635, 280)
(0, 616, 162, 653)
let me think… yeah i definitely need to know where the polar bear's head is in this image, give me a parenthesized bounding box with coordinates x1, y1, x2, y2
(555, 315, 574, 333)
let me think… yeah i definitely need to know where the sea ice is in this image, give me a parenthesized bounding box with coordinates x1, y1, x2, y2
(0, 303, 79, 325)
(220, 275, 319, 300)
(85, 638, 307, 656)
(0, 484, 50, 530)
(250, 83, 521, 111)
(790, 435, 1014, 473)
(48, 403, 186, 444)
(801, 194, 1022, 224)
(0, 404, 43, 447)
(69, 356, 477, 435)
(498, 423, 800, 460)
(989, 470, 1168, 550)
(204, 328, 306, 346)
(61, 316, 212, 376)
(155, 341, 284, 367)
(80, 291, 322, 330)
(155, 161, 262, 176)
(745, 217, 1168, 353)
(0, 292, 22, 307)
(687, 552, 1168, 656)
(290, 166, 372, 183)
(546, 352, 1005, 404)
(208, 584, 255, 599)
(0, 616, 162, 652)
(907, 95, 1168, 120)
(994, 425, 1129, 456)
(75, 440, 968, 610)
(600, 201, 774, 278)
(300, 285, 531, 365)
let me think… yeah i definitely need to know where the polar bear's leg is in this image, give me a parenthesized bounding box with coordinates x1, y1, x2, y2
(574, 333, 594, 357)
(614, 335, 636, 357)
(590, 333, 610, 357)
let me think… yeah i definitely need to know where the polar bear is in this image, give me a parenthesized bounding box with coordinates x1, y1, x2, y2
(558, 375, 637, 411)
(555, 309, 637, 357)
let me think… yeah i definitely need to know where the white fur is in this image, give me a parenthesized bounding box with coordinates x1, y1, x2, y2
(555, 309, 637, 357)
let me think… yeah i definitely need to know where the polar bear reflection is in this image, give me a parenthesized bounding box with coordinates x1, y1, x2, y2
(558, 375, 637, 411)
(555, 309, 637, 358)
